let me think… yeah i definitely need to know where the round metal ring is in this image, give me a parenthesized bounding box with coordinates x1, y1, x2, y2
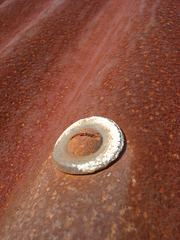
(52, 116, 124, 174)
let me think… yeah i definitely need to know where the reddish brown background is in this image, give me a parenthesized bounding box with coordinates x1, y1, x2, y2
(0, 0, 179, 239)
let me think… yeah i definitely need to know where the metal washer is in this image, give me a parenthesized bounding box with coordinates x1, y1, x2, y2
(53, 116, 124, 174)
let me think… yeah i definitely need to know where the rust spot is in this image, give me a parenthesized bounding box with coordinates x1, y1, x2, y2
(68, 128, 103, 156)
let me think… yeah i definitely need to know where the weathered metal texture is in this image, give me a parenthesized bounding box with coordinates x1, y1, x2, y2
(68, 128, 103, 156)
(0, 0, 179, 239)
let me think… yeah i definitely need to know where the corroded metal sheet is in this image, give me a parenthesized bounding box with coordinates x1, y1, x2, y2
(0, 0, 179, 239)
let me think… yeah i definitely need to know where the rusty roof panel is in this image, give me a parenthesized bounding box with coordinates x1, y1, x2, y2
(0, 0, 179, 239)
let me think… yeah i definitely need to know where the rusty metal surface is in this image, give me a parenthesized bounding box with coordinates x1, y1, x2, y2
(0, 0, 179, 239)
(67, 128, 103, 157)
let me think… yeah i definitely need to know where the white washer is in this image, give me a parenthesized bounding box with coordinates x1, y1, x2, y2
(53, 116, 124, 174)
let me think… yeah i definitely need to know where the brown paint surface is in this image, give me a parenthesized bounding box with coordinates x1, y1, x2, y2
(0, 0, 179, 239)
